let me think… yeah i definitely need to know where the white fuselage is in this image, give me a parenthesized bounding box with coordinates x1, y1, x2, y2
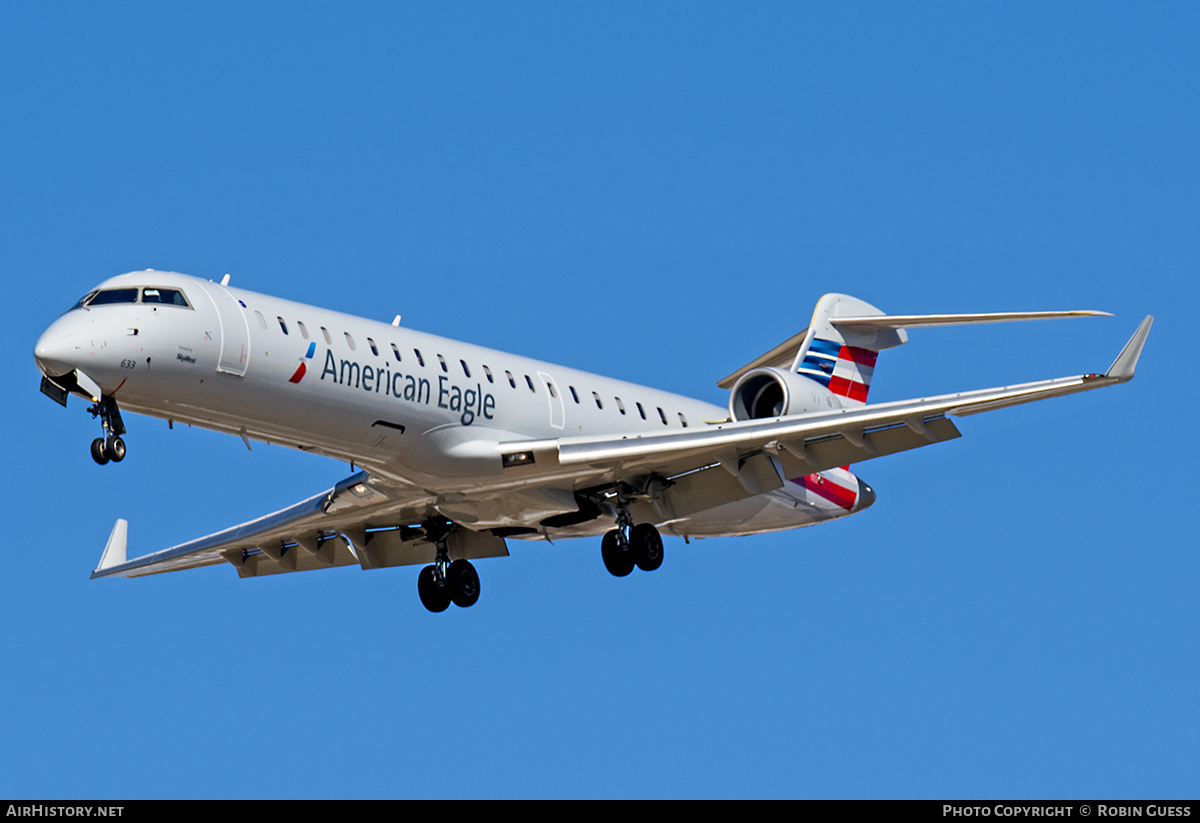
(35, 270, 870, 538)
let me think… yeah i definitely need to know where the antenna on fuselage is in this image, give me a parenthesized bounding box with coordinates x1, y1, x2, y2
(392, 315, 401, 326)
(220, 274, 231, 286)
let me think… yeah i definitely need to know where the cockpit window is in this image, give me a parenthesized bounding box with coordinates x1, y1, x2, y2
(71, 286, 192, 310)
(87, 288, 140, 306)
(70, 291, 99, 311)
(142, 288, 189, 307)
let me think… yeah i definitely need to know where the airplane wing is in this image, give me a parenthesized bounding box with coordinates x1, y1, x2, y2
(90, 471, 508, 580)
(502, 316, 1153, 503)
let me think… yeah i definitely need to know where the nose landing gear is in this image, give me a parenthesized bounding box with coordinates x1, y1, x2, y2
(88, 396, 127, 465)
(90, 435, 125, 465)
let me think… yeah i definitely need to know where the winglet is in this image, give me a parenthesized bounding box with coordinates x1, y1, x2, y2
(1105, 316, 1154, 382)
(96, 519, 128, 572)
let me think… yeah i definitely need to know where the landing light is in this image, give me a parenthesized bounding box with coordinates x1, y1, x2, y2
(502, 451, 535, 468)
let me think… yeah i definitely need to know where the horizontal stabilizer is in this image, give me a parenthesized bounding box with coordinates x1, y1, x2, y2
(718, 304, 1110, 390)
(832, 310, 1111, 330)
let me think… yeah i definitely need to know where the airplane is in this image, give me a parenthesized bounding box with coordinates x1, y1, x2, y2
(33, 270, 1153, 612)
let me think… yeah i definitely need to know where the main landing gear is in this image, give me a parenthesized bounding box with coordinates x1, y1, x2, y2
(416, 522, 481, 613)
(600, 498, 664, 577)
(88, 396, 127, 465)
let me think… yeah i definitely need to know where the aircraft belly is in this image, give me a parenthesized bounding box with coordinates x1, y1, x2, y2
(661, 486, 842, 538)
(435, 486, 580, 530)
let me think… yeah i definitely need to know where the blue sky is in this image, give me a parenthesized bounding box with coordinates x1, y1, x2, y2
(2, 2, 1196, 799)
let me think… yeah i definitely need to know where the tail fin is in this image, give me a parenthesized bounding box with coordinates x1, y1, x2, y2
(792, 294, 904, 406)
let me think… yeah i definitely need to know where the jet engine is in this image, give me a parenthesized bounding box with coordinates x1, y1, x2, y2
(727, 367, 842, 421)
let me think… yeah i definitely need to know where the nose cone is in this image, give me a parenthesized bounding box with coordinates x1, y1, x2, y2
(856, 479, 877, 512)
(34, 321, 78, 377)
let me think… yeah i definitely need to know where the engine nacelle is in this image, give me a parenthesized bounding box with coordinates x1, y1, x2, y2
(728, 367, 843, 421)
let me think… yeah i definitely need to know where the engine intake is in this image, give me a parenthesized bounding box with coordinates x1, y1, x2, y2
(728, 367, 840, 421)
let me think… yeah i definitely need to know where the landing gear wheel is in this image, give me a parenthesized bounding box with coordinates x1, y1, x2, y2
(87, 396, 128, 467)
(601, 529, 635, 577)
(90, 438, 109, 465)
(417, 565, 451, 613)
(447, 559, 481, 608)
(106, 436, 126, 463)
(631, 523, 664, 572)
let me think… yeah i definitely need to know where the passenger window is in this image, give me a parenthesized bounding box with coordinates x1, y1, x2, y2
(277, 317, 288, 334)
(321, 326, 332, 345)
(344, 332, 357, 351)
(254, 311, 268, 329)
(547, 382, 558, 398)
(678, 412, 688, 428)
(460, 360, 471, 378)
(525, 375, 535, 392)
(297, 321, 309, 339)
(593, 392, 603, 410)
(437, 354, 448, 373)
(636, 402, 646, 420)
(391, 343, 402, 362)
(569, 386, 580, 403)
(616, 397, 626, 415)
(483, 365, 494, 383)
(367, 337, 378, 355)
(506, 371, 516, 388)
(414, 348, 425, 367)
(657, 407, 668, 425)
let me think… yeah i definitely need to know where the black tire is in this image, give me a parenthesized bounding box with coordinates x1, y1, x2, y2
(447, 559, 481, 608)
(106, 436, 126, 463)
(601, 529, 635, 577)
(90, 438, 109, 465)
(417, 565, 451, 613)
(631, 523, 664, 572)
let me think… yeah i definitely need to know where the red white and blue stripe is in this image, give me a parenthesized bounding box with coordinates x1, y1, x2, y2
(797, 338, 877, 404)
(791, 467, 860, 511)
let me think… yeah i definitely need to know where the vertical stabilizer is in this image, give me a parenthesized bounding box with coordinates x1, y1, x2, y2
(791, 294, 906, 406)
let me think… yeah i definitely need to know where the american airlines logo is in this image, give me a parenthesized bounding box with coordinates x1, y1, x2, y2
(288, 342, 317, 383)
(292, 343, 496, 426)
